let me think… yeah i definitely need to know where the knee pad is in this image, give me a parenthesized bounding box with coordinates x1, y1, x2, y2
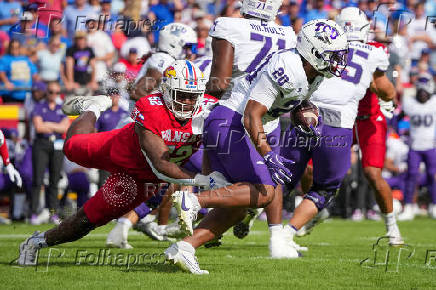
(304, 188, 338, 211)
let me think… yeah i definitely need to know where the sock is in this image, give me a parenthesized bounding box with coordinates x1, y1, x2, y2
(177, 241, 195, 253)
(118, 217, 133, 229)
(268, 224, 283, 234)
(85, 104, 101, 119)
(284, 224, 298, 235)
(382, 212, 396, 226)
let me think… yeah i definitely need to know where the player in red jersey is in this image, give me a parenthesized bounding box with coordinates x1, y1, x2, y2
(17, 60, 227, 266)
(0, 129, 22, 188)
(354, 41, 403, 245)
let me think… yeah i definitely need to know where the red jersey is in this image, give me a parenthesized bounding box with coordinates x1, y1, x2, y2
(108, 93, 217, 181)
(357, 42, 389, 117)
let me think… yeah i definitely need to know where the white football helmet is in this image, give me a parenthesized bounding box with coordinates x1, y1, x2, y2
(240, 0, 282, 21)
(336, 7, 370, 42)
(296, 19, 348, 78)
(158, 23, 198, 59)
(161, 60, 206, 120)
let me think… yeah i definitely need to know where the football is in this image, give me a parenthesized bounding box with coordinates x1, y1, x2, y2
(291, 100, 319, 130)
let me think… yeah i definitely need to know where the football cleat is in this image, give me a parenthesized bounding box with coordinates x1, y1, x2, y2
(172, 191, 200, 236)
(204, 235, 222, 248)
(134, 221, 165, 241)
(62, 95, 112, 116)
(30, 208, 50, 225)
(18, 231, 44, 266)
(386, 225, 405, 247)
(165, 242, 209, 274)
(428, 204, 436, 219)
(269, 231, 300, 259)
(233, 208, 263, 239)
(106, 220, 133, 249)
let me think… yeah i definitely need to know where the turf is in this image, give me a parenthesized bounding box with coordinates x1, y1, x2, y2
(0, 218, 435, 289)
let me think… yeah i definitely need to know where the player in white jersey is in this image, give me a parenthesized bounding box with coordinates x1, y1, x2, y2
(281, 7, 403, 247)
(105, 23, 199, 248)
(204, 0, 298, 255)
(164, 19, 348, 274)
(399, 74, 436, 220)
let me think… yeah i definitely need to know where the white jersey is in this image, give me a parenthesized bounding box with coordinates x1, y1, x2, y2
(209, 17, 296, 101)
(311, 41, 389, 128)
(403, 95, 436, 151)
(193, 56, 212, 80)
(117, 52, 175, 129)
(383, 135, 409, 178)
(245, 50, 324, 133)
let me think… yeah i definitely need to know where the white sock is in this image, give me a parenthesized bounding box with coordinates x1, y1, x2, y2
(283, 224, 297, 236)
(268, 224, 283, 234)
(383, 212, 396, 226)
(85, 104, 101, 119)
(118, 217, 133, 229)
(177, 241, 195, 253)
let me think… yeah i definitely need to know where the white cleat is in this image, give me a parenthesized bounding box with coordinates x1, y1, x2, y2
(106, 220, 133, 249)
(387, 226, 405, 247)
(18, 231, 44, 266)
(296, 208, 329, 237)
(172, 191, 200, 236)
(398, 204, 415, 221)
(269, 228, 300, 259)
(165, 241, 209, 274)
(62, 95, 112, 116)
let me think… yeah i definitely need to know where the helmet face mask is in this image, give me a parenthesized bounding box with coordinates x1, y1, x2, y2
(296, 19, 349, 79)
(161, 60, 206, 120)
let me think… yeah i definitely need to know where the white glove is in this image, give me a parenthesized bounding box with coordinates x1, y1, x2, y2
(5, 163, 22, 187)
(379, 99, 395, 119)
(194, 171, 231, 190)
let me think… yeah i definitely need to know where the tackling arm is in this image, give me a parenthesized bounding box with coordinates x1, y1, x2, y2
(371, 70, 396, 102)
(135, 123, 197, 184)
(205, 38, 234, 98)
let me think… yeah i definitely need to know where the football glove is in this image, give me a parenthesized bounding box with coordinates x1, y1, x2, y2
(263, 151, 294, 185)
(5, 163, 22, 187)
(379, 99, 395, 119)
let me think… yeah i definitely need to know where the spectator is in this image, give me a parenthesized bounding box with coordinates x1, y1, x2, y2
(65, 31, 98, 93)
(43, 15, 72, 50)
(304, 0, 328, 23)
(0, 30, 9, 56)
(100, 0, 118, 34)
(278, 0, 303, 34)
(63, 0, 95, 39)
(103, 63, 129, 109)
(24, 81, 47, 142)
(64, 158, 90, 209)
(148, 0, 183, 43)
(196, 18, 211, 56)
(86, 14, 115, 84)
(30, 81, 70, 225)
(0, 0, 22, 32)
(0, 40, 38, 103)
(37, 36, 66, 82)
(9, 12, 46, 54)
(118, 48, 141, 80)
(89, 0, 101, 13)
(407, 2, 436, 66)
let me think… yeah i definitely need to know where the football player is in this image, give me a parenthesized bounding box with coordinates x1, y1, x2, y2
(164, 19, 348, 274)
(17, 60, 227, 265)
(400, 73, 436, 220)
(282, 7, 403, 247)
(204, 0, 298, 257)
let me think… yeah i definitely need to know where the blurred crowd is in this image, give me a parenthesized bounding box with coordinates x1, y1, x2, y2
(0, 0, 435, 224)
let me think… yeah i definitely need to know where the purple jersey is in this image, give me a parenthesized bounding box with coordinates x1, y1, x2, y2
(96, 108, 129, 132)
(31, 101, 66, 139)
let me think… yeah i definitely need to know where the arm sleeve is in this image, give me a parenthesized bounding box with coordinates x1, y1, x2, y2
(0, 130, 10, 166)
(248, 71, 281, 110)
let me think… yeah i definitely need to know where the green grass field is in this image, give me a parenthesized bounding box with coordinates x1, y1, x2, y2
(0, 218, 435, 289)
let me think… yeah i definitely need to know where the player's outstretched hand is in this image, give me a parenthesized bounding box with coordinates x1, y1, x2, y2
(379, 99, 394, 119)
(5, 163, 22, 187)
(263, 151, 294, 185)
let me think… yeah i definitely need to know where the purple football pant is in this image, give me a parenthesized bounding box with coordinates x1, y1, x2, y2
(202, 105, 278, 186)
(0, 173, 13, 191)
(67, 172, 90, 208)
(281, 124, 353, 191)
(404, 148, 436, 204)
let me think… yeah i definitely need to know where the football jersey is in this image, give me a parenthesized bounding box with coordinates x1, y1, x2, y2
(209, 17, 296, 100)
(193, 56, 212, 80)
(110, 93, 218, 181)
(383, 135, 408, 178)
(311, 41, 389, 128)
(246, 49, 324, 133)
(402, 95, 436, 151)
